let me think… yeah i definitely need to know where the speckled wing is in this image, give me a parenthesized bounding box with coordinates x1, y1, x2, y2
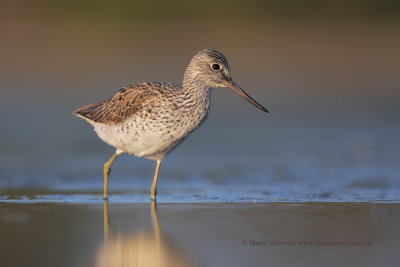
(74, 83, 159, 125)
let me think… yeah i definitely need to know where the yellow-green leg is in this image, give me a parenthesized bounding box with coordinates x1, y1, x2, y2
(151, 160, 162, 201)
(103, 151, 119, 200)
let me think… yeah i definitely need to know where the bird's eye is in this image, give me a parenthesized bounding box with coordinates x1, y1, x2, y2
(211, 64, 221, 71)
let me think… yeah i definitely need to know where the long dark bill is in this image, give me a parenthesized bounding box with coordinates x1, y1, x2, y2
(225, 80, 269, 113)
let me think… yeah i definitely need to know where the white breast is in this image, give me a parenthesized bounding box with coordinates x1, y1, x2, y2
(92, 108, 205, 160)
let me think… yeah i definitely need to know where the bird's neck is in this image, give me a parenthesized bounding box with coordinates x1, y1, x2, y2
(181, 65, 212, 124)
(182, 61, 211, 99)
(182, 79, 211, 100)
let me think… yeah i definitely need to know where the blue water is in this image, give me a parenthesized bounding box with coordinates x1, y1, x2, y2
(1, 93, 399, 203)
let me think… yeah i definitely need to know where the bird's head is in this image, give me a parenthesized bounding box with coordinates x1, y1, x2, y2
(185, 48, 268, 113)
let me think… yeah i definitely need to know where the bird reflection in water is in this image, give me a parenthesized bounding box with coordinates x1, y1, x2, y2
(96, 201, 196, 267)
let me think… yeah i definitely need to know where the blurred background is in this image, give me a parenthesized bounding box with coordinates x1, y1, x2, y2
(1, 0, 399, 201)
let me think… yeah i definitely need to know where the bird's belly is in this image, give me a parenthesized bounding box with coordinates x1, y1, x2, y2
(93, 116, 195, 160)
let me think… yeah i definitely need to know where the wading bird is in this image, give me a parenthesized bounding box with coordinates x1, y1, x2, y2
(74, 49, 268, 200)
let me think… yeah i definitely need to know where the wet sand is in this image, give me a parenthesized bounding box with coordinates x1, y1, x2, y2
(0, 199, 399, 267)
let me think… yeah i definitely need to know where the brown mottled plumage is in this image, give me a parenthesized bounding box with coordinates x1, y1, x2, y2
(74, 83, 167, 125)
(74, 48, 268, 200)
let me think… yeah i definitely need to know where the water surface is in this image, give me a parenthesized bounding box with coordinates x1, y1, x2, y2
(1, 202, 399, 267)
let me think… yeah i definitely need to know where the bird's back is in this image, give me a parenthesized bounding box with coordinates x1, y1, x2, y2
(74, 82, 181, 126)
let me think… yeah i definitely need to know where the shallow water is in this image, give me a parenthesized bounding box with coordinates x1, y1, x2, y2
(0, 201, 399, 267)
(1, 113, 399, 203)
